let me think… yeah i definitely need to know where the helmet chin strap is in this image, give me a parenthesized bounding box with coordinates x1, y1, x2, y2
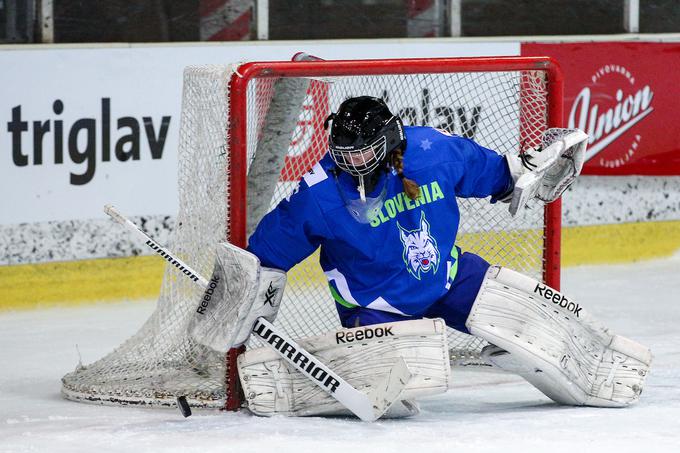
(357, 176, 367, 202)
(356, 161, 390, 202)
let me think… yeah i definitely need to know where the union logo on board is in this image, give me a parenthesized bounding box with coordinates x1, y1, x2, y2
(568, 64, 654, 169)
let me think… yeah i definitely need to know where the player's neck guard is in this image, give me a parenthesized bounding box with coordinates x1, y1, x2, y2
(332, 168, 390, 224)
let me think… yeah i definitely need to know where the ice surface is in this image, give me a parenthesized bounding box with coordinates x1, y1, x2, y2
(2, 256, 680, 453)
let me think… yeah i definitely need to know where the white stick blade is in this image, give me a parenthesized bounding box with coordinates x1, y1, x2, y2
(333, 357, 412, 422)
(368, 357, 412, 419)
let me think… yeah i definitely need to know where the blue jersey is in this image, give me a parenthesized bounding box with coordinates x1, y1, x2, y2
(247, 126, 512, 317)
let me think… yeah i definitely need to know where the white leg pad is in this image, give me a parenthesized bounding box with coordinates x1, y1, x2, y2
(467, 266, 652, 407)
(238, 318, 451, 418)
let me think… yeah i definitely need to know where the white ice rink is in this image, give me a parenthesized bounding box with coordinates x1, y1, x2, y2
(2, 256, 679, 453)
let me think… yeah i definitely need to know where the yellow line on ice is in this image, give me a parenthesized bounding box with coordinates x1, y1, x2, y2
(1, 220, 678, 311)
(0, 255, 164, 310)
(562, 220, 680, 266)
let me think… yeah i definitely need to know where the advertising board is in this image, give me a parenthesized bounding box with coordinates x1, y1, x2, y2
(523, 42, 680, 175)
(0, 41, 518, 224)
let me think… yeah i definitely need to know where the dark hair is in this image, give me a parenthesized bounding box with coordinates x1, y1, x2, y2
(390, 148, 419, 200)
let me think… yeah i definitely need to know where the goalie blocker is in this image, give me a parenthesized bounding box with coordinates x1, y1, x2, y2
(187, 243, 286, 353)
(466, 266, 652, 407)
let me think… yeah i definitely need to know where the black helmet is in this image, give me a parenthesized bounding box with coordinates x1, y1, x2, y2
(325, 96, 405, 178)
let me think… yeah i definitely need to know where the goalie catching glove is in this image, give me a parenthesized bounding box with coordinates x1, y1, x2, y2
(504, 128, 587, 216)
(187, 242, 286, 352)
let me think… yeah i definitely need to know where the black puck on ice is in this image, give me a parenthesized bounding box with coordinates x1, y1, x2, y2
(176, 395, 192, 418)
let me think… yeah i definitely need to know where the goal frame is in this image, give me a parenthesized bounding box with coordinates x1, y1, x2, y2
(223, 56, 564, 410)
(227, 56, 564, 287)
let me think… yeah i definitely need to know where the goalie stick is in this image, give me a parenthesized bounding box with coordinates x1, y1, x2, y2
(104, 204, 411, 421)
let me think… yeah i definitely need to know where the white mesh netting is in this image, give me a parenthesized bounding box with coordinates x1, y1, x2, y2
(62, 59, 556, 409)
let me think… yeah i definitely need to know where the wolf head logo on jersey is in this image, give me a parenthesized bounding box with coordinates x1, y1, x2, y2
(398, 212, 440, 280)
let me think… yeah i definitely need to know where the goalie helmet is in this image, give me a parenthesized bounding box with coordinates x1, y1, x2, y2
(325, 96, 405, 180)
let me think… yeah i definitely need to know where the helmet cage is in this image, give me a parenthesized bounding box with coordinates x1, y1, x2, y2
(330, 134, 387, 177)
(329, 115, 403, 177)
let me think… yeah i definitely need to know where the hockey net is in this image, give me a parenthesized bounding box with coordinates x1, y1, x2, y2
(62, 56, 562, 410)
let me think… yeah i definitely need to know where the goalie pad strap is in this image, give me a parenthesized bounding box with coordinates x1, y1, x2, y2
(231, 266, 286, 346)
(466, 266, 652, 407)
(238, 318, 451, 418)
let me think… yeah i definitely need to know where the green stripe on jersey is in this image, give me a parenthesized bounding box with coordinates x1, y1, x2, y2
(329, 283, 358, 309)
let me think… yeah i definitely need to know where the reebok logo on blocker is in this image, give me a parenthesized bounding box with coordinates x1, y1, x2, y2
(196, 276, 220, 315)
